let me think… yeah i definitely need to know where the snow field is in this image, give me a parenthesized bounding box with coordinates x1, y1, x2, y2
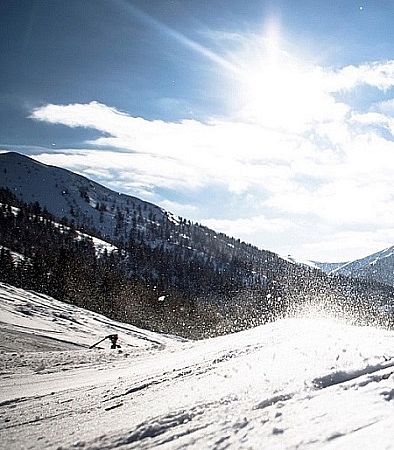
(0, 283, 394, 449)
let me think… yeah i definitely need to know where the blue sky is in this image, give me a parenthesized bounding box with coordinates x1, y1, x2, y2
(1, 0, 394, 262)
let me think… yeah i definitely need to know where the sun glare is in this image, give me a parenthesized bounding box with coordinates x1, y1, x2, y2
(235, 21, 332, 132)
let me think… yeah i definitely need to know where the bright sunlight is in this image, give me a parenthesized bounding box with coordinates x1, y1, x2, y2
(235, 20, 342, 132)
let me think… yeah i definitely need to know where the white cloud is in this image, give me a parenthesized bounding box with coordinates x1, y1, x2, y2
(301, 228, 394, 263)
(202, 215, 295, 237)
(158, 200, 198, 218)
(31, 102, 307, 193)
(29, 57, 394, 261)
(326, 60, 394, 92)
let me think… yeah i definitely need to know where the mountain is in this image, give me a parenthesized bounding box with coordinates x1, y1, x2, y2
(2, 282, 394, 449)
(0, 152, 276, 285)
(312, 261, 349, 273)
(1, 151, 394, 335)
(0, 189, 227, 338)
(323, 246, 394, 287)
(281, 254, 322, 270)
(0, 152, 292, 319)
(281, 255, 348, 274)
(0, 151, 167, 241)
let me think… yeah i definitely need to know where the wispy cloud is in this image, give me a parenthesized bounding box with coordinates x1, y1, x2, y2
(326, 60, 394, 92)
(29, 57, 394, 261)
(114, 0, 241, 77)
(202, 215, 296, 237)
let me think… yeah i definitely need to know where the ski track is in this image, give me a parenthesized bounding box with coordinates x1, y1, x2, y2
(1, 283, 394, 449)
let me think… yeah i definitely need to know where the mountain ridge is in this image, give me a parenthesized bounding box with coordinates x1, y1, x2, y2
(1, 151, 394, 336)
(321, 245, 394, 287)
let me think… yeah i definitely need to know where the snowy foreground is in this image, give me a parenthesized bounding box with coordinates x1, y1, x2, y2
(1, 283, 394, 449)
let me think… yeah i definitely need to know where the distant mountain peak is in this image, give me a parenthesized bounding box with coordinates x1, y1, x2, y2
(316, 245, 394, 287)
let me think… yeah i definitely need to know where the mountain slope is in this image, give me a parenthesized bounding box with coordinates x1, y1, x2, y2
(0, 151, 275, 290)
(1, 283, 394, 449)
(0, 282, 181, 353)
(313, 261, 349, 273)
(0, 151, 164, 240)
(1, 151, 394, 335)
(0, 193, 226, 338)
(319, 246, 394, 287)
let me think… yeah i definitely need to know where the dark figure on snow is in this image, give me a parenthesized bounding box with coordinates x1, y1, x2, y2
(89, 333, 121, 349)
(108, 334, 121, 349)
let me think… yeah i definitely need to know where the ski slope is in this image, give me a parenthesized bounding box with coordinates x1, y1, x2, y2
(1, 283, 394, 449)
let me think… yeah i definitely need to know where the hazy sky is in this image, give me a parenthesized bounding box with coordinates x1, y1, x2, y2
(1, 0, 394, 262)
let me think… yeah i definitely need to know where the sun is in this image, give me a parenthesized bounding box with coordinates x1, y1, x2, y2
(233, 21, 332, 133)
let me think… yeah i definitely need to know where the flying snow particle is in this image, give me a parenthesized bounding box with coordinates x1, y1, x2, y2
(158, 295, 166, 302)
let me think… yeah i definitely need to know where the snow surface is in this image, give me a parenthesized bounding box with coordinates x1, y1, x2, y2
(1, 283, 394, 449)
(0, 283, 180, 353)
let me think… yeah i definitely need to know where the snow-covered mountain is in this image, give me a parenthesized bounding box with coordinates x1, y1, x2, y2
(0, 151, 166, 241)
(0, 151, 273, 288)
(281, 254, 321, 270)
(1, 283, 394, 449)
(318, 246, 394, 287)
(281, 256, 352, 275)
(0, 202, 118, 257)
(313, 260, 349, 273)
(1, 151, 394, 337)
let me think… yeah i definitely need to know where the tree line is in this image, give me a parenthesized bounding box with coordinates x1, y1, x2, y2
(1, 187, 393, 338)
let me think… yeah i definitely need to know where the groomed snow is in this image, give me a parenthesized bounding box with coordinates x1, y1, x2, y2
(1, 283, 393, 449)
